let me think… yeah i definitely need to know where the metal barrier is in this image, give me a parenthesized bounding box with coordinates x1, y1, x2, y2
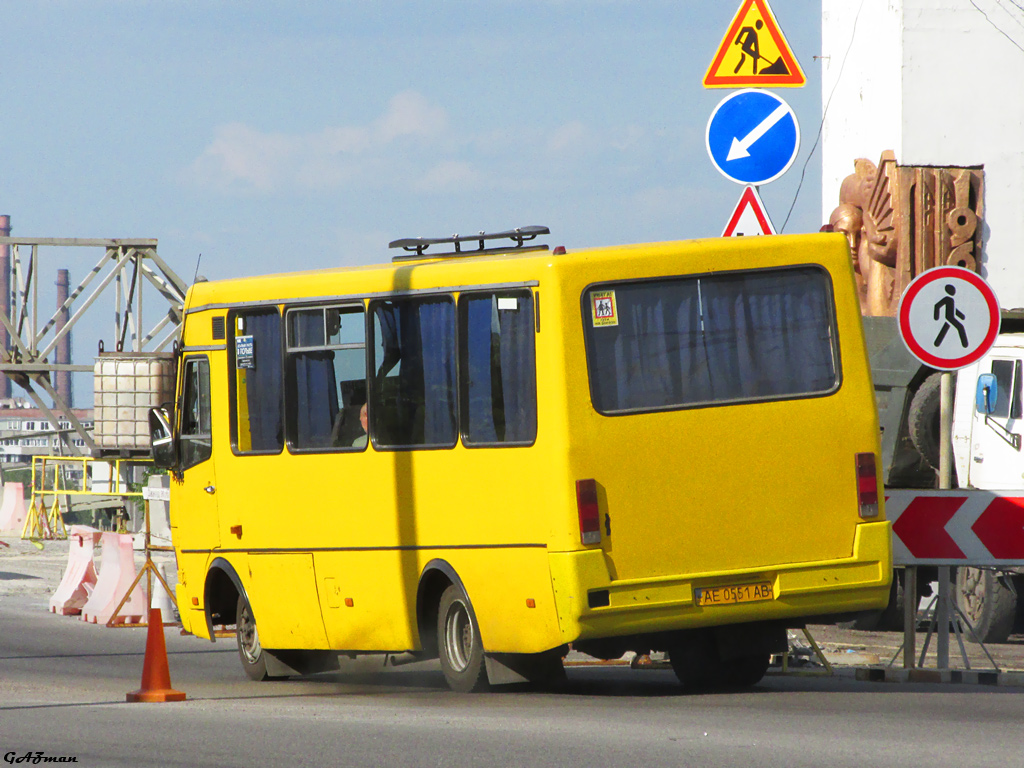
(25, 455, 152, 540)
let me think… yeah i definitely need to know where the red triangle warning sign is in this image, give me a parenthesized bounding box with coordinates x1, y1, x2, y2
(722, 186, 776, 237)
(704, 0, 805, 88)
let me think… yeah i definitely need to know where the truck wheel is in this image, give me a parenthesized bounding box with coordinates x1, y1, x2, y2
(908, 372, 942, 469)
(437, 584, 489, 693)
(957, 567, 1017, 644)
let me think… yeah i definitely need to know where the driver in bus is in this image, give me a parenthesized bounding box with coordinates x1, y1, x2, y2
(351, 403, 368, 448)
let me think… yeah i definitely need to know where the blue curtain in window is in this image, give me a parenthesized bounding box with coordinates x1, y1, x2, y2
(587, 268, 835, 412)
(593, 282, 705, 410)
(466, 298, 499, 442)
(700, 270, 835, 400)
(465, 294, 536, 443)
(291, 311, 339, 448)
(244, 311, 283, 451)
(498, 297, 536, 442)
(374, 299, 456, 446)
(375, 306, 402, 380)
(414, 300, 456, 444)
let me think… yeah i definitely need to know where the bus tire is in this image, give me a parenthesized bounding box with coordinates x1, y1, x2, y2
(908, 373, 942, 469)
(668, 632, 720, 691)
(957, 567, 1017, 644)
(437, 584, 489, 693)
(236, 593, 270, 681)
(721, 653, 771, 688)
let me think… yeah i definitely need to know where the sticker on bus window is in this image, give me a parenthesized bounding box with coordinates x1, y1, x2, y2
(497, 297, 519, 311)
(235, 334, 255, 369)
(591, 290, 618, 327)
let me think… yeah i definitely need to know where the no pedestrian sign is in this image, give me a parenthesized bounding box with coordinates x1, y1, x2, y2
(897, 266, 1000, 371)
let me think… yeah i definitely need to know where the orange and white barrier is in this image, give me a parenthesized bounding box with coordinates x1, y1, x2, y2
(0, 482, 27, 532)
(81, 532, 146, 625)
(49, 525, 102, 615)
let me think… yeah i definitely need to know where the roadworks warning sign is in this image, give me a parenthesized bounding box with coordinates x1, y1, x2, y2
(703, 0, 805, 88)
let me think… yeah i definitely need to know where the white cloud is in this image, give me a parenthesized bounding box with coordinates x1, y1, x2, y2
(413, 160, 480, 192)
(183, 90, 452, 194)
(374, 90, 449, 143)
(546, 121, 589, 153)
(184, 91, 658, 196)
(187, 122, 297, 193)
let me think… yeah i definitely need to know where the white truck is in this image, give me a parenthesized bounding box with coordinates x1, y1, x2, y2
(819, 0, 1024, 643)
(865, 312, 1024, 642)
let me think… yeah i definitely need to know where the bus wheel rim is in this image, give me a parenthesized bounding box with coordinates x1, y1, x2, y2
(239, 603, 262, 664)
(444, 600, 473, 672)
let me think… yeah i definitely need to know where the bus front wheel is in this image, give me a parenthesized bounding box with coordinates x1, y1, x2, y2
(437, 584, 489, 693)
(236, 593, 270, 681)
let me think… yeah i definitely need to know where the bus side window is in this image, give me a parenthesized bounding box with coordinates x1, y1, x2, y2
(179, 357, 212, 470)
(459, 291, 537, 445)
(285, 304, 368, 451)
(371, 297, 457, 448)
(231, 309, 284, 454)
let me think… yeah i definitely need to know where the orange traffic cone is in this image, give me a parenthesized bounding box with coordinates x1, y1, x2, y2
(126, 608, 187, 703)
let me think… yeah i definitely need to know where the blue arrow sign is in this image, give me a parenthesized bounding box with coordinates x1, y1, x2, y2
(705, 89, 800, 186)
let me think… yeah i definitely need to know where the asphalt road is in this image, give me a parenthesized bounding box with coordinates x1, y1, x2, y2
(4, 540, 1024, 767)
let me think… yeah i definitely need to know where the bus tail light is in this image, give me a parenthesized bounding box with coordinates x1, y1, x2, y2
(576, 479, 601, 544)
(856, 453, 879, 518)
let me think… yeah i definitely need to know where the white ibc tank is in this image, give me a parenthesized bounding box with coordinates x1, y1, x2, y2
(93, 353, 175, 452)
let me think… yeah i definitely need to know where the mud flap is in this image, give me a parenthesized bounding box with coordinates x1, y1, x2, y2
(264, 649, 341, 678)
(484, 647, 568, 686)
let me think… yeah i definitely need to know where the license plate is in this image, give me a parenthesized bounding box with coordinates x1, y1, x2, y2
(694, 581, 773, 607)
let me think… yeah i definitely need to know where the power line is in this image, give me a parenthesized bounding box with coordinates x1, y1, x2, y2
(971, 0, 1024, 54)
(781, 0, 865, 233)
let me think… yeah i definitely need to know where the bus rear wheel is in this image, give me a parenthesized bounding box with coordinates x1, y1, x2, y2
(437, 584, 489, 693)
(236, 593, 270, 681)
(668, 633, 770, 690)
(721, 653, 771, 688)
(668, 633, 721, 691)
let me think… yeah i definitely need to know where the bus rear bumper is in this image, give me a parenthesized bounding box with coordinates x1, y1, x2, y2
(549, 521, 892, 643)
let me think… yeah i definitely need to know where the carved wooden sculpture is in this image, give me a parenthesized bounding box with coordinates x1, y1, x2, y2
(829, 152, 984, 317)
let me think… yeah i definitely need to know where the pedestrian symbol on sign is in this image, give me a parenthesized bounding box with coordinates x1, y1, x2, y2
(933, 285, 969, 348)
(591, 290, 619, 327)
(897, 266, 1000, 371)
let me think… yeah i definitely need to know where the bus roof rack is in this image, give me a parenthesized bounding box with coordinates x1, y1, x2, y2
(389, 226, 550, 261)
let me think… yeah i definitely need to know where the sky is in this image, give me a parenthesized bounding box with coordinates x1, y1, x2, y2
(0, 0, 824, 404)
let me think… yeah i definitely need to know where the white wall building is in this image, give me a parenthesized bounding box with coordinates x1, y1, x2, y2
(0, 406, 93, 464)
(821, 0, 1024, 308)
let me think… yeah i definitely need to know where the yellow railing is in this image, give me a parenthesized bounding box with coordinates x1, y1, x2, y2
(23, 455, 153, 540)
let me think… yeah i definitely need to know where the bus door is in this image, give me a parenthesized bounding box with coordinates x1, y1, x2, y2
(172, 355, 220, 552)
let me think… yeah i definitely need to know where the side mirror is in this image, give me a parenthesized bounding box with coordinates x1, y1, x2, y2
(149, 406, 178, 469)
(976, 373, 998, 415)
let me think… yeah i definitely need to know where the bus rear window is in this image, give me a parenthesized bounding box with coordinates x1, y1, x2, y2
(583, 266, 839, 414)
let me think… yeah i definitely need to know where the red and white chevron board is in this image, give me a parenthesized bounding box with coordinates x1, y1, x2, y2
(887, 490, 1024, 566)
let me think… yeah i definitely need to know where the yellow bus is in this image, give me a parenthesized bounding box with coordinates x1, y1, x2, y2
(150, 226, 891, 692)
